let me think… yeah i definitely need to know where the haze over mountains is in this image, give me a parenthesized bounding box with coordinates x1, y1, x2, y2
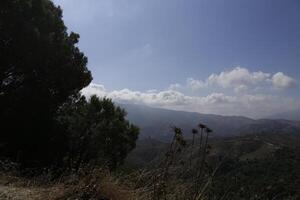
(268, 110, 300, 121)
(120, 103, 300, 141)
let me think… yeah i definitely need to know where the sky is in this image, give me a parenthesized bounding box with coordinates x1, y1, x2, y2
(53, 0, 300, 118)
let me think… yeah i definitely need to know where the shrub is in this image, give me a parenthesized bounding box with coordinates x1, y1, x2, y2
(57, 95, 139, 170)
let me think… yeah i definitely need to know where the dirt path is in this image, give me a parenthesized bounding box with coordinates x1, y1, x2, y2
(0, 184, 63, 200)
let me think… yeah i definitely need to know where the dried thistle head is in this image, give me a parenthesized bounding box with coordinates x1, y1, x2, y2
(173, 127, 182, 136)
(192, 128, 198, 134)
(198, 123, 207, 129)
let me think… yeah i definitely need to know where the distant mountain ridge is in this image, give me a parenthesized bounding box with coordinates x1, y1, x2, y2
(268, 110, 300, 121)
(118, 103, 300, 141)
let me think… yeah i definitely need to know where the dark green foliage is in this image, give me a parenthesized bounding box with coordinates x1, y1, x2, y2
(207, 147, 300, 200)
(58, 95, 139, 170)
(125, 132, 300, 199)
(0, 0, 92, 166)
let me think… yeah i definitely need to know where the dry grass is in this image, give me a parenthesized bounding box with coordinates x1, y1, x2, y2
(0, 166, 138, 200)
(99, 177, 134, 200)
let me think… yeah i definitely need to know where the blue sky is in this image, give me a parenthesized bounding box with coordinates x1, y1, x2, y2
(53, 0, 300, 118)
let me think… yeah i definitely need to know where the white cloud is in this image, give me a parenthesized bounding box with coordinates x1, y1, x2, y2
(81, 83, 300, 118)
(81, 83, 106, 97)
(186, 78, 206, 90)
(177, 67, 296, 93)
(272, 72, 296, 89)
(108, 89, 188, 106)
(234, 85, 249, 94)
(146, 89, 158, 93)
(207, 67, 270, 90)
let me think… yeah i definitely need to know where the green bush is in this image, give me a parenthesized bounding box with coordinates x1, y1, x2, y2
(58, 95, 139, 170)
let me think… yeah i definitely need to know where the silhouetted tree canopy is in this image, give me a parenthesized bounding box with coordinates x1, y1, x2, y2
(0, 0, 92, 166)
(57, 95, 139, 170)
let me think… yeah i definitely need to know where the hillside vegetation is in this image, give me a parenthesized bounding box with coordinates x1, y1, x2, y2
(124, 132, 300, 199)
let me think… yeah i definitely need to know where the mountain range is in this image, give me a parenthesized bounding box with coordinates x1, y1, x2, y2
(119, 103, 300, 141)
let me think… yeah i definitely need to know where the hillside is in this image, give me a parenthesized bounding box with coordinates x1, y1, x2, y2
(126, 132, 300, 168)
(120, 103, 300, 141)
(122, 132, 300, 199)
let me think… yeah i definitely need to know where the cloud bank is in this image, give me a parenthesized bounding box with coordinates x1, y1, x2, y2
(172, 67, 296, 93)
(81, 67, 299, 118)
